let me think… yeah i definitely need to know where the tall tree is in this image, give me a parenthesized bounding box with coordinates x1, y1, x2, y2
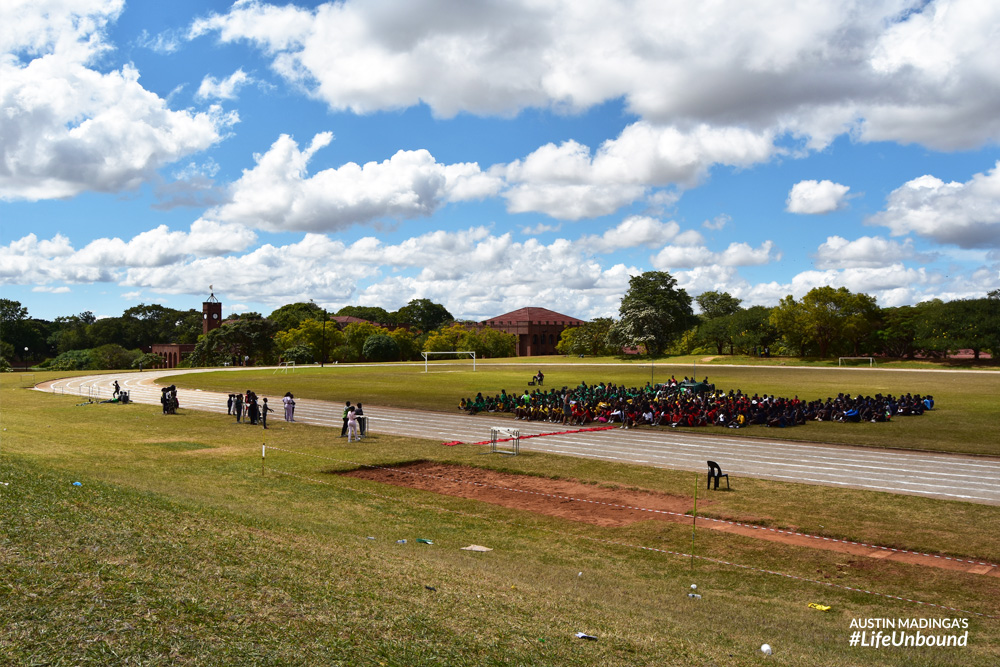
(695, 291, 742, 319)
(613, 271, 697, 356)
(395, 298, 453, 333)
(269, 302, 323, 332)
(189, 315, 279, 366)
(771, 287, 880, 357)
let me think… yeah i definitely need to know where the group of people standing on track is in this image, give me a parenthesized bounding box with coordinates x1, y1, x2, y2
(340, 401, 366, 442)
(228, 390, 274, 428)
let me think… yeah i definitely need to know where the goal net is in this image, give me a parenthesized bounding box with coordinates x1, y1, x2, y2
(421, 351, 476, 372)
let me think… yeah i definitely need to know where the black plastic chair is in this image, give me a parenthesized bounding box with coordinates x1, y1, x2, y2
(707, 460, 729, 490)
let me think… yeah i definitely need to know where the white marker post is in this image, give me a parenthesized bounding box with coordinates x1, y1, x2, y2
(262, 443, 265, 477)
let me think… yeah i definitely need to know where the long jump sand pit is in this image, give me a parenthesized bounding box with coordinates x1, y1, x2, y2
(340, 461, 703, 527)
(338, 461, 999, 576)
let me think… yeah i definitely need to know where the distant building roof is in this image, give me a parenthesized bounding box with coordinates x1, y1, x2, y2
(483, 307, 585, 326)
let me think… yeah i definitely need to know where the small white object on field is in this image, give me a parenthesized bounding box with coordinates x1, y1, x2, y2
(690, 584, 697, 590)
(761, 643, 772, 655)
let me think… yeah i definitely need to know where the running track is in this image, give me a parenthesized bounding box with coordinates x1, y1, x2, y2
(36, 368, 1000, 506)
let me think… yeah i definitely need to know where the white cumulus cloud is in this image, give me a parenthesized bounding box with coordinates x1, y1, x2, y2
(190, 0, 1000, 151)
(0, 1, 236, 201)
(210, 133, 502, 231)
(868, 163, 1000, 249)
(786, 180, 851, 214)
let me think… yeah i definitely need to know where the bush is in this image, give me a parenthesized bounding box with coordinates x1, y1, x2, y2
(362, 334, 400, 362)
(282, 344, 316, 365)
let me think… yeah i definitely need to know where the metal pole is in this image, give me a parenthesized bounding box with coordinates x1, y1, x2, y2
(321, 309, 326, 368)
(262, 443, 265, 477)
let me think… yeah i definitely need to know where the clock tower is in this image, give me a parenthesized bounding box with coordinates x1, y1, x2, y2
(203, 291, 222, 336)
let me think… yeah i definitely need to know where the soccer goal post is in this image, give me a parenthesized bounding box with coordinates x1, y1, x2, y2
(422, 351, 476, 372)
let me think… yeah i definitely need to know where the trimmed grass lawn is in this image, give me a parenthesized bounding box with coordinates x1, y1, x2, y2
(2, 375, 998, 666)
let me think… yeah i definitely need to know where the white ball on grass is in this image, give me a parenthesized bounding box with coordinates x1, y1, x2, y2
(761, 643, 772, 655)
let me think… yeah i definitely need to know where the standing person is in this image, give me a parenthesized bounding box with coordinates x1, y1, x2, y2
(283, 392, 295, 421)
(355, 403, 365, 437)
(248, 394, 260, 425)
(227, 393, 234, 415)
(234, 392, 243, 423)
(340, 401, 352, 437)
(346, 405, 359, 442)
(112, 380, 120, 399)
(261, 397, 274, 429)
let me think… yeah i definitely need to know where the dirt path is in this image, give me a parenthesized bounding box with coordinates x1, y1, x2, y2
(342, 462, 999, 577)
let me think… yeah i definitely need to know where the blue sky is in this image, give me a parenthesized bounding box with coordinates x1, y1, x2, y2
(3, 0, 999, 322)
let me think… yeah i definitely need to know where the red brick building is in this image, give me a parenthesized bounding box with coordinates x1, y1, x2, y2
(150, 293, 223, 368)
(481, 307, 586, 356)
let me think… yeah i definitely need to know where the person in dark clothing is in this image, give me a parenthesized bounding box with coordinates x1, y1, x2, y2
(234, 393, 243, 422)
(248, 396, 260, 425)
(227, 394, 234, 415)
(261, 397, 274, 429)
(112, 380, 120, 398)
(340, 401, 352, 437)
(355, 403, 365, 436)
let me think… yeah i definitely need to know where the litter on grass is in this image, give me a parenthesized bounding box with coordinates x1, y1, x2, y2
(808, 603, 831, 611)
(575, 632, 597, 641)
(416, 538, 434, 545)
(461, 545, 493, 552)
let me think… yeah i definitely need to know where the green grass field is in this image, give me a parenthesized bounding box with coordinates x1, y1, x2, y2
(2, 368, 999, 666)
(167, 359, 1000, 455)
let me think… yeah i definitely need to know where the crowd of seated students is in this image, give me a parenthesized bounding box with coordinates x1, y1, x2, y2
(458, 377, 934, 430)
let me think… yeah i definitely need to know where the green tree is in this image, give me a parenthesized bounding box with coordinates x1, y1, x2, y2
(279, 344, 316, 365)
(362, 334, 401, 362)
(268, 302, 323, 332)
(477, 327, 517, 358)
(695, 314, 735, 355)
(274, 319, 345, 364)
(730, 306, 777, 355)
(0, 299, 48, 362)
(423, 323, 468, 352)
(343, 322, 388, 360)
(876, 305, 919, 358)
(337, 305, 395, 325)
(770, 287, 879, 357)
(132, 352, 165, 369)
(388, 328, 422, 361)
(50, 312, 94, 353)
(88, 316, 129, 349)
(695, 291, 742, 319)
(770, 295, 809, 356)
(395, 299, 453, 333)
(614, 272, 697, 356)
(90, 344, 139, 370)
(189, 315, 279, 366)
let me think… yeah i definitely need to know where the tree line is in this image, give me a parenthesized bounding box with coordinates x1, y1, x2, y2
(0, 297, 516, 371)
(556, 274, 999, 361)
(3, 277, 996, 371)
